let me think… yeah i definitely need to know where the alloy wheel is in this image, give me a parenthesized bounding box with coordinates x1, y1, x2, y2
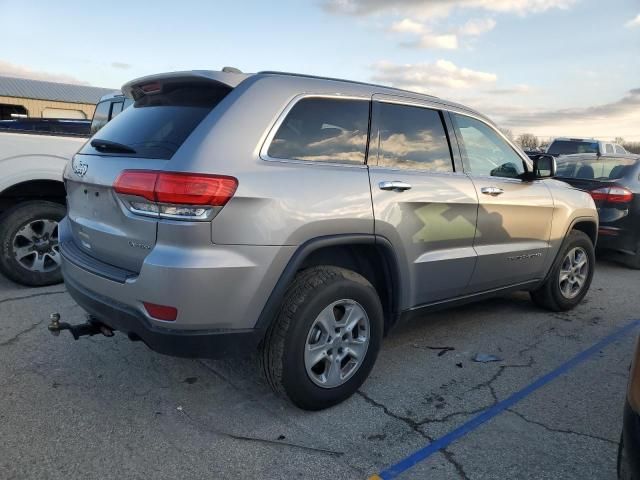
(304, 299, 370, 388)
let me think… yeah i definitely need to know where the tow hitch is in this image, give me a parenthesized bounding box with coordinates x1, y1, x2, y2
(48, 313, 114, 340)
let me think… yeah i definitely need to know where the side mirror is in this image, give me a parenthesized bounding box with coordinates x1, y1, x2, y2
(525, 154, 556, 180)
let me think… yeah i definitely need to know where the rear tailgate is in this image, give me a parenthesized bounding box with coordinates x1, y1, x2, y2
(64, 71, 245, 273)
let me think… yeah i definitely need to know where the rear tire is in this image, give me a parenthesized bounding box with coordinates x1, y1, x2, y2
(0, 201, 65, 286)
(261, 266, 383, 410)
(530, 230, 594, 312)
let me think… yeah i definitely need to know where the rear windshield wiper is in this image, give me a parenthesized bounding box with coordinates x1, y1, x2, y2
(90, 139, 137, 154)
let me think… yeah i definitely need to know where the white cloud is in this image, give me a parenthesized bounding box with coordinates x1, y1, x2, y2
(0, 60, 89, 85)
(460, 88, 640, 139)
(390, 18, 425, 33)
(458, 17, 496, 35)
(322, 0, 576, 18)
(413, 33, 459, 49)
(625, 14, 640, 28)
(371, 59, 497, 92)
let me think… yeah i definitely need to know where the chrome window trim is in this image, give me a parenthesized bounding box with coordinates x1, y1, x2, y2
(259, 93, 371, 169)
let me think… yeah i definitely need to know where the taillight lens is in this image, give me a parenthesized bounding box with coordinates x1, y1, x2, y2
(154, 172, 238, 206)
(113, 171, 157, 201)
(113, 170, 238, 220)
(589, 186, 633, 204)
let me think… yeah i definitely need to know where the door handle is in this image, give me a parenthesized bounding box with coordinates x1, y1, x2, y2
(379, 181, 412, 192)
(481, 186, 504, 196)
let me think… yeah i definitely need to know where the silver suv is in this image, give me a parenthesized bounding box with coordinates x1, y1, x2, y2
(58, 69, 598, 410)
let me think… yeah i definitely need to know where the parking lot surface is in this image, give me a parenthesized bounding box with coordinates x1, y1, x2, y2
(1, 257, 637, 479)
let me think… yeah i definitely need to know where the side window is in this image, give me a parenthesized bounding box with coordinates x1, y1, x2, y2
(372, 102, 454, 172)
(452, 113, 525, 178)
(267, 97, 369, 165)
(605, 144, 614, 154)
(109, 101, 124, 120)
(615, 145, 626, 154)
(90, 100, 111, 135)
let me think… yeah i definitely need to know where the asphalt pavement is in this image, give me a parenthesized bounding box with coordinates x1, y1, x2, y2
(1, 256, 637, 479)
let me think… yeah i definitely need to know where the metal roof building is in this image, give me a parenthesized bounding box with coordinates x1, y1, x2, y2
(0, 75, 117, 120)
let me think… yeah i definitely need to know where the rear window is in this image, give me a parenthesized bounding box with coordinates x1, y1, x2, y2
(547, 140, 598, 155)
(81, 83, 231, 159)
(556, 157, 638, 180)
(267, 97, 369, 165)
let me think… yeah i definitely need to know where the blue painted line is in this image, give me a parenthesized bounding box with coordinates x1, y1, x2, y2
(378, 318, 640, 479)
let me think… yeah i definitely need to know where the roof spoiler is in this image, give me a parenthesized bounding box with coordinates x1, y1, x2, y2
(121, 69, 251, 99)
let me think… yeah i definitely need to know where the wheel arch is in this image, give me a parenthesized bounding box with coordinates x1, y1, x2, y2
(0, 179, 66, 217)
(255, 234, 402, 334)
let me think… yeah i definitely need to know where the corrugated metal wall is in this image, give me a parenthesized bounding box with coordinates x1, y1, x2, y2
(0, 96, 95, 119)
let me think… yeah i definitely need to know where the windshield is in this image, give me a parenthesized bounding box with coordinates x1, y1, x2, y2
(547, 140, 599, 155)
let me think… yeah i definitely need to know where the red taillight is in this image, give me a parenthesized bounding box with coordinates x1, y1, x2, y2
(154, 172, 238, 206)
(140, 82, 162, 94)
(589, 186, 633, 204)
(143, 302, 177, 321)
(113, 170, 157, 201)
(114, 170, 238, 206)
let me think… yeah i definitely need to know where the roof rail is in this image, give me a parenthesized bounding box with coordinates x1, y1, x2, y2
(257, 70, 440, 99)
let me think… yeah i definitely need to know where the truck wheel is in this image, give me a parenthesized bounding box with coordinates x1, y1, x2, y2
(530, 230, 594, 312)
(261, 266, 383, 410)
(0, 201, 65, 286)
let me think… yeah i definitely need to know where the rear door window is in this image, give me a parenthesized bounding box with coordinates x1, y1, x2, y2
(81, 83, 232, 159)
(267, 97, 369, 165)
(371, 102, 453, 172)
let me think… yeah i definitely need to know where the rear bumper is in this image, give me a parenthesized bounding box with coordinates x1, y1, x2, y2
(597, 225, 639, 254)
(64, 272, 264, 358)
(622, 399, 640, 478)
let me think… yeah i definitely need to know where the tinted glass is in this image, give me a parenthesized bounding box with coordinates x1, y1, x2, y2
(81, 83, 231, 159)
(556, 157, 638, 180)
(605, 144, 614, 154)
(452, 114, 524, 178)
(372, 102, 453, 172)
(90, 100, 110, 135)
(547, 140, 598, 155)
(267, 98, 368, 164)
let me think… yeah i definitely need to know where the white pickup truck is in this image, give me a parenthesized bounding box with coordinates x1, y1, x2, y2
(0, 93, 129, 286)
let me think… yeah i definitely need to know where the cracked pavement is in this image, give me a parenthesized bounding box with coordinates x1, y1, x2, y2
(0, 257, 637, 479)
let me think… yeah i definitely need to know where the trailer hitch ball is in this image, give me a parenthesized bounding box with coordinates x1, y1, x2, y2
(48, 313, 62, 337)
(47, 312, 114, 340)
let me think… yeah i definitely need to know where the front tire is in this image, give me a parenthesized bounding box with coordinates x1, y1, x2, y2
(261, 266, 383, 410)
(530, 230, 595, 312)
(0, 201, 65, 286)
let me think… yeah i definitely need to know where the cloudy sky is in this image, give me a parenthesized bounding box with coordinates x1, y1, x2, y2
(1, 0, 638, 139)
